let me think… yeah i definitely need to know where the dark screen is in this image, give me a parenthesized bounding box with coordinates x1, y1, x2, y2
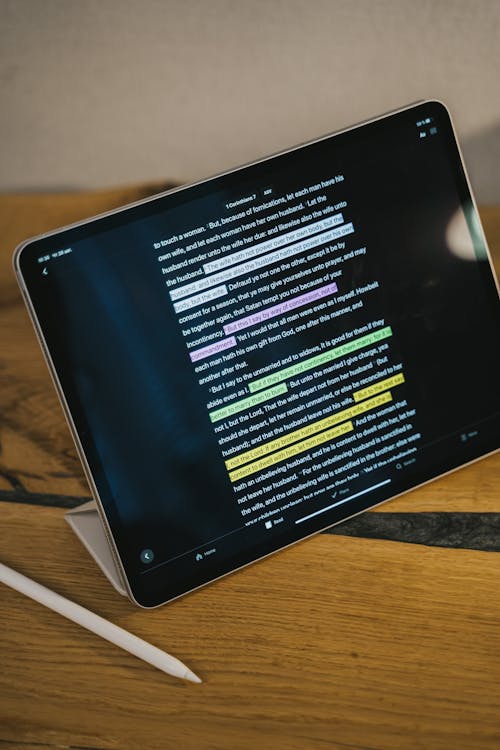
(18, 102, 500, 606)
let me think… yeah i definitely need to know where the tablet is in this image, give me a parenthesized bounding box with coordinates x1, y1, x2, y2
(14, 100, 500, 607)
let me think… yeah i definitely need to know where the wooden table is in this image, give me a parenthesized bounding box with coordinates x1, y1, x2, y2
(1, 185, 499, 750)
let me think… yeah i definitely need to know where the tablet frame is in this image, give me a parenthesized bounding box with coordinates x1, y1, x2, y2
(14, 100, 500, 607)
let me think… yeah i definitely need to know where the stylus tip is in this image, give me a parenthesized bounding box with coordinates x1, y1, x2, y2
(185, 668, 203, 684)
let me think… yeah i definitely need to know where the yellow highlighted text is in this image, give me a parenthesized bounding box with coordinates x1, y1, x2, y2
(228, 421, 353, 483)
(226, 390, 393, 471)
(353, 373, 405, 403)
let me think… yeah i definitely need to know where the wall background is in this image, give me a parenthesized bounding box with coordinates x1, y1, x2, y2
(1, 0, 500, 201)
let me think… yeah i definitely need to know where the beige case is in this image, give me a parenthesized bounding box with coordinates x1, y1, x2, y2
(65, 502, 127, 597)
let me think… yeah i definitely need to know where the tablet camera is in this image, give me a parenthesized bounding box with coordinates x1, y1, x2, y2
(140, 548, 154, 564)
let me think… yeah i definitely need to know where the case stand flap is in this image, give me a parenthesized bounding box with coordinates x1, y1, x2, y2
(65, 501, 127, 597)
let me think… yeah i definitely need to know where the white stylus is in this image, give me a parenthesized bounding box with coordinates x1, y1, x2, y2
(0, 561, 201, 684)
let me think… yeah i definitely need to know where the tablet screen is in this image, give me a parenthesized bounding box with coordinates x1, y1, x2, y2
(16, 101, 500, 606)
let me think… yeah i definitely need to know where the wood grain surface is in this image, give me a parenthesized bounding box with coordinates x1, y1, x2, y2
(0, 185, 499, 750)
